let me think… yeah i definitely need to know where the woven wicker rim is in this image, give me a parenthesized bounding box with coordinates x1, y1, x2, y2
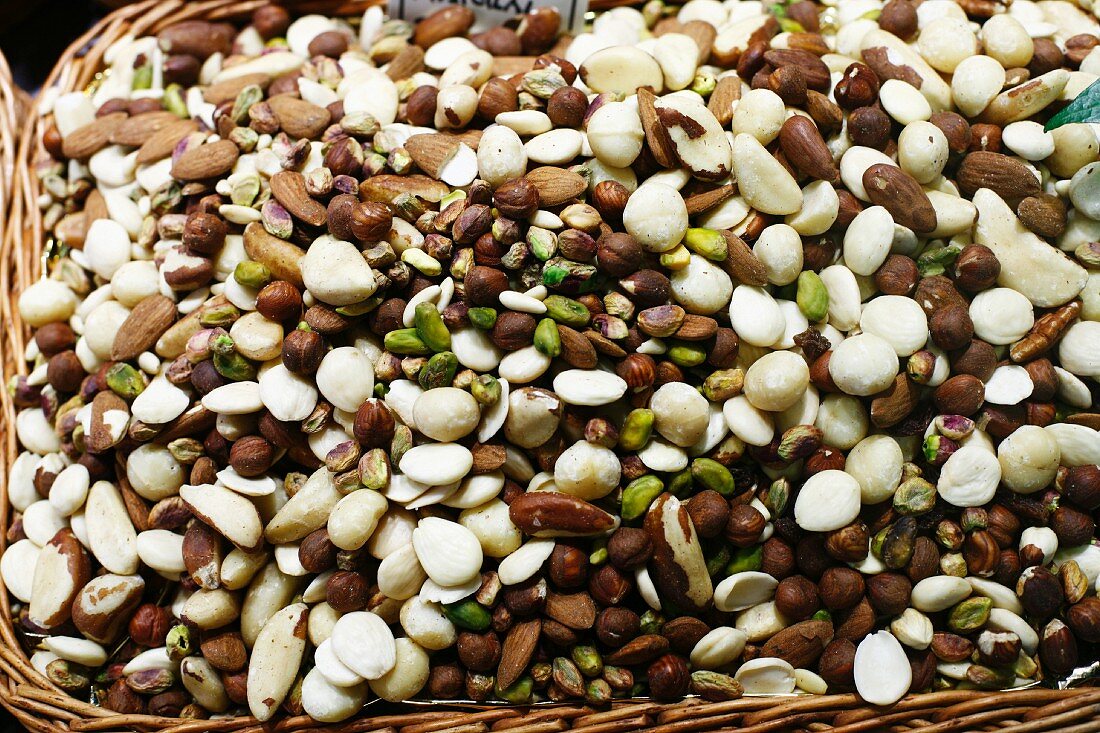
(2, 1, 1100, 731)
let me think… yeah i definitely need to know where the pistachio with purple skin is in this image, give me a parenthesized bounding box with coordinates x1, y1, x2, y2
(935, 415, 975, 440)
(923, 434, 959, 466)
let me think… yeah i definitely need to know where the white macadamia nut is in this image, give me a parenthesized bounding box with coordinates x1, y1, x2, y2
(845, 435, 904, 504)
(815, 394, 869, 450)
(859, 296, 929, 357)
(412, 387, 481, 442)
(650, 382, 710, 447)
(742, 351, 810, 413)
(969, 288, 1035, 345)
(937, 445, 1002, 507)
(554, 441, 622, 500)
(670, 254, 733, 314)
(998, 425, 1060, 494)
(794, 470, 861, 532)
(587, 102, 645, 168)
(753, 225, 804, 286)
(622, 183, 688, 253)
(899, 121, 949, 184)
(829, 333, 900, 396)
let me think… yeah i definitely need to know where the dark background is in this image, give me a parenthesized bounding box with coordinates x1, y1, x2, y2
(0, 4, 102, 728)
(1, 0, 103, 91)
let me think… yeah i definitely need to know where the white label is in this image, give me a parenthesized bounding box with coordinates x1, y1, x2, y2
(389, 0, 588, 35)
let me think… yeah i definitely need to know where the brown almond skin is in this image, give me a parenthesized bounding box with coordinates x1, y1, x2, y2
(760, 619, 834, 668)
(508, 493, 617, 537)
(778, 115, 839, 182)
(862, 163, 938, 233)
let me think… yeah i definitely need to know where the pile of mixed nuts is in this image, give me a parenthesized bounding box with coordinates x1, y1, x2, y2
(9, 0, 1100, 722)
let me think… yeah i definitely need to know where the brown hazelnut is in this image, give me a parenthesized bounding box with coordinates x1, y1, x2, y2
(457, 631, 501, 672)
(878, 0, 918, 39)
(35, 322, 76, 357)
(1039, 618, 1078, 678)
(596, 232, 643, 277)
(615, 353, 656, 393)
(221, 670, 248, 705)
(471, 26, 522, 55)
(308, 30, 349, 58)
(228, 435, 275, 477)
(969, 123, 1002, 153)
(256, 280, 303, 322)
(818, 567, 865, 611)
(685, 490, 730, 539)
(929, 111, 972, 155)
(547, 86, 587, 129)
(1064, 466, 1100, 511)
(833, 63, 879, 110)
(502, 577, 547, 615)
(182, 212, 227, 255)
(353, 399, 395, 449)
(326, 570, 370, 613)
(104, 679, 146, 715)
(774, 575, 820, 620)
(518, 7, 561, 54)
(591, 181, 630, 225)
(589, 564, 632, 606)
(725, 504, 766, 547)
(796, 535, 833, 581)
(464, 265, 510, 306)
(129, 604, 171, 647)
(929, 303, 975, 351)
(200, 631, 247, 673)
(490, 311, 537, 351)
(818, 638, 856, 687)
(252, 4, 291, 39)
(406, 86, 439, 127)
(761, 537, 796, 579)
(547, 545, 588, 589)
(953, 244, 1000, 292)
(47, 351, 85, 393)
(1067, 597, 1100, 643)
(1029, 38, 1064, 75)
(413, 6, 475, 48)
(647, 654, 690, 700)
(494, 177, 539, 219)
(350, 202, 393, 243)
(477, 78, 518, 121)
(933, 374, 985, 416)
(907, 536, 941, 584)
(951, 339, 998, 382)
(428, 664, 465, 699)
(660, 617, 711, 655)
(847, 106, 890, 149)
(281, 328, 326, 375)
(963, 529, 999, 577)
(1051, 505, 1095, 546)
(1017, 565, 1064, 620)
(976, 629, 1021, 667)
(607, 527, 652, 570)
(595, 607, 640, 648)
(913, 275, 967, 317)
(874, 254, 919, 295)
(865, 572, 911, 616)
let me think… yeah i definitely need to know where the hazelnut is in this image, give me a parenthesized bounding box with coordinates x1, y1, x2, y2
(818, 638, 856, 687)
(1029, 38, 1064, 75)
(836, 597, 876, 641)
(428, 664, 465, 699)
(353, 399, 395, 449)
(615, 353, 657, 393)
(471, 27, 522, 56)
(647, 654, 690, 700)
(326, 570, 370, 613)
(874, 254, 919, 296)
(660, 616, 711, 655)
(464, 266, 510, 306)
(595, 607, 640, 648)
(953, 244, 1000, 292)
(456, 631, 501, 672)
(502, 577, 547, 615)
(47, 351, 85, 393)
(547, 545, 589, 589)
(620, 269, 672, 309)
(963, 529, 999, 577)
(1016, 565, 1064, 621)
(818, 567, 865, 611)
(490, 311, 537, 351)
(951, 339, 998, 382)
(878, 0, 918, 39)
(969, 123, 1002, 153)
(1025, 358, 1058, 402)
(866, 572, 911, 616)
(976, 630, 1021, 667)
(518, 7, 561, 54)
(1039, 619, 1078, 677)
(104, 679, 145, 715)
(200, 631, 247, 673)
(761, 537, 796, 579)
(685, 490, 730, 539)
(256, 281, 303, 322)
(182, 212, 227, 255)
(914, 275, 967, 317)
(724, 504, 766, 547)
(252, 4, 290, 39)
(547, 86, 587, 129)
(1064, 466, 1100, 511)
(35, 322, 76, 357)
(929, 111, 972, 155)
(774, 575, 820, 620)
(596, 232, 643, 277)
(308, 30, 349, 58)
(929, 303, 975, 351)
(847, 106, 890, 149)
(229, 435, 274, 477)
(129, 604, 171, 647)
(494, 178, 539, 219)
(907, 536, 940, 583)
(589, 564, 632, 606)
(796, 535, 833, 580)
(477, 78, 519, 121)
(834, 63, 879, 109)
(1050, 505, 1095, 546)
(1067, 597, 1100, 643)
(407, 85, 440, 127)
(933, 375, 985, 416)
(281, 328, 325, 375)
(222, 670, 248, 705)
(591, 181, 630, 225)
(298, 528, 338, 574)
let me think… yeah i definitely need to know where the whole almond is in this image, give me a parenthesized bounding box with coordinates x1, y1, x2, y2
(862, 164, 938, 233)
(525, 166, 587, 207)
(111, 295, 178, 361)
(269, 170, 327, 227)
(720, 231, 769, 287)
(110, 111, 183, 147)
(957, 151, 1041, 200)
(497, 619, 541, 690)
(405, 133, 462, 180)
(268, 95, 332, 140)
(557, 324, 599, 368)
(61, 113, 127, 160)
(202, 73, 271, 105)
(778, 115, 839, 183)
(136, 118, 200, 165)
(171, 139, 240, 181)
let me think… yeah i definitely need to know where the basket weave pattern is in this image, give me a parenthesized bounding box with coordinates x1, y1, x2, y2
(1, 1, 1100, 731)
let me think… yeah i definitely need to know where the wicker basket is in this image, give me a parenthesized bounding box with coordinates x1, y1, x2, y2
(4, 1, 1100, 731)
